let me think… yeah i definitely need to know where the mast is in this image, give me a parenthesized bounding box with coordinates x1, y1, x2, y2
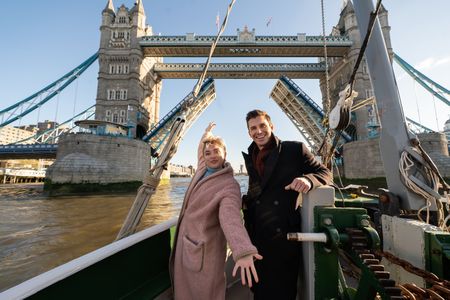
(352, 0, 438, 211)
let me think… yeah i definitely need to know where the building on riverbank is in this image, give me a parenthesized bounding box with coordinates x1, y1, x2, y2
(169, 164, 194, 177)
(0, 126, 36, 145)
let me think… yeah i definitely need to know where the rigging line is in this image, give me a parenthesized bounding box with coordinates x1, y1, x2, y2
(348, 0, 382, 93)
(71, 77, 79, 128)
(37, 105, 41, 127)
(413, 79, 422, 125)
(320, 0, 331, 119)
(373, 97, 382, 132)
(331, 158, 346, 207)
(54, 91, 60, 125)
(18, 106, 23, 127)
(192, 0, 236, 98)
(431, 94, 440, 131)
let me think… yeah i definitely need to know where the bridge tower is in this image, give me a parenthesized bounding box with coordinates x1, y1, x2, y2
(96, 0, 162, 138)
(321, 1, 392, 141)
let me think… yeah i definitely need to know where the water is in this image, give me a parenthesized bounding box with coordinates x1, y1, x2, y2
(0, 176, 248, 292)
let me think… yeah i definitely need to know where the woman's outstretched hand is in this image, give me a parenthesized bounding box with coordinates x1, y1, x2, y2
(232, 253, 263, 288)
(205, 122, 216, 133)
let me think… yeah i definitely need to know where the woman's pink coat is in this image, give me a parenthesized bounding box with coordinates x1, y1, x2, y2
(169, 132, 257, 300)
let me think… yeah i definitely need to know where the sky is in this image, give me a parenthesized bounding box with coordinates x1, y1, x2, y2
(1, 0, 449, 170)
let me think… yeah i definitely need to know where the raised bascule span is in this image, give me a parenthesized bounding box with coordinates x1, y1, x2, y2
(142, 78, 216, 152)
(270, 75, 352, 153)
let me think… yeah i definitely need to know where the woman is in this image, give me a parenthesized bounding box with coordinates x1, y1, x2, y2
(170, 122, 262, 300)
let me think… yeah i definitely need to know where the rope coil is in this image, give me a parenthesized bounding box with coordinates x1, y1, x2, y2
(398, 143, 449, 231)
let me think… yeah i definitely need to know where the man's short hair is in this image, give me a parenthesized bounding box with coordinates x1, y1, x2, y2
(246, 109, 272, 127)
(203, 136, 226, 154)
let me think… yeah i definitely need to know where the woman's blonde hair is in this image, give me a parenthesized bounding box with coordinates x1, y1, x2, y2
(202, 136, 226, 153)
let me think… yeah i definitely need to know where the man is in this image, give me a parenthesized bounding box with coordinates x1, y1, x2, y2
(242, 109, 332, 300)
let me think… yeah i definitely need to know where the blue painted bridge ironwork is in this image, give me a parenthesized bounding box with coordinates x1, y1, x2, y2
(0, 144, 58, 159)
(141, 33, 352, 57)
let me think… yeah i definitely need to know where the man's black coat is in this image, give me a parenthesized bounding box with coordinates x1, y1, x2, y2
(242, 136, 331, 300)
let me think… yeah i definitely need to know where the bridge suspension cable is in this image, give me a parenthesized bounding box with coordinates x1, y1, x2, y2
(0, 52, 98, 128)
(405, 117, 433, 133)
(10, 105, 96, 145)
(393, 53, 450, 107)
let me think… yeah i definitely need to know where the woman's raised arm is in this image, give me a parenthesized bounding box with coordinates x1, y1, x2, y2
(197, 122, 216, 166)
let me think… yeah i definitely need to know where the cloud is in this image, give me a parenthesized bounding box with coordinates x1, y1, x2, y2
(393, 56, 450, 82)
(414, 56, 450, 71)
(415, 57, 435, 71)
(436, 57, 450, 67)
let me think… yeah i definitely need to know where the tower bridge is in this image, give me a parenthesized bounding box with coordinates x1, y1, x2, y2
(1, 0, 449, 185)
(94, 0, 353, 139)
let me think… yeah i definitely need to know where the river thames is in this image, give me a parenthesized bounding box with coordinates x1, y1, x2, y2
(0, 177, 248, 292)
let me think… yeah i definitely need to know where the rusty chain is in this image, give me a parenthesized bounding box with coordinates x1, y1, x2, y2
(339, 228, 450, 299)
(376, 250, 450, 299)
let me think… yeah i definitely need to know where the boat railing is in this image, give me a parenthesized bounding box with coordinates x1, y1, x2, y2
(0, 217, 178, 300)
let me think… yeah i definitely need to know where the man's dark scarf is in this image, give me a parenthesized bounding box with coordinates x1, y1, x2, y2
(251, 135, 277, 178)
